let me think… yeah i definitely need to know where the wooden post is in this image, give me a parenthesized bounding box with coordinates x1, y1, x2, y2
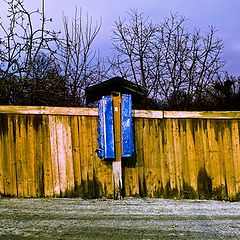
(112, 92, 123, 199)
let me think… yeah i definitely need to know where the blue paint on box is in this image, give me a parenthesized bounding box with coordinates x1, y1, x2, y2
(97, 96, 115, 159)
(122, 94, 134, 157)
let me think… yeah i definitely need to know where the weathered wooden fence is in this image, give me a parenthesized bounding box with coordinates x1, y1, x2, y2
(0, 106, 240, 200)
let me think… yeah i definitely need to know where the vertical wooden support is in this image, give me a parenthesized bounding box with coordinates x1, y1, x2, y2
(112, 92, 123, 199)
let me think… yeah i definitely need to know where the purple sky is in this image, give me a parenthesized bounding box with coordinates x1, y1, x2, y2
(3, 0, 240, 76)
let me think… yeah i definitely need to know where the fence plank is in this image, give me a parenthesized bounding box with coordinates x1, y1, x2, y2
(15, 116, 24, 197)
(186, 120, 198, 192)
(223, 121, 236, 199)
(180, 120, 191, 197)
(63, 116, 74, 194)
(55, 116, 68, 195)
(71, 116, 81, 195)
(26, 116, 36, 197)
(7, 116, 17, 196)
(34, 116, 44, 197)
(1, 116, 11, 196)
(142, 119, 151, 196)
(165, 119, 176, 193)
(91, 117, 104, 197)
(201, 120, 211, 199)
(42, 115, 54, 197)
(232, 121, 240, 198)
(217, 121, 228, 199)
(86, 117, 94, 197)
(0, 124, 4, 195)
(135, 118, 145, 197)
(172, 119, 182, 197)
(79, 116, 89, 197)
(207, 121, 221, 196)
(20, 116, 29, 197)
(158, 119, 168, 197)
(49, 116, 61, 196)
(152, 119, 163, 197)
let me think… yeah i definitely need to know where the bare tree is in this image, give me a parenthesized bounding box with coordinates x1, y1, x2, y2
(155, 14, 225, 109)
(57, 8, 103, 105)
(110, 10, 226, 110)
(0, 0, 59, 79)
(110, 9, 158, 88)
(0, 0, 60, 104)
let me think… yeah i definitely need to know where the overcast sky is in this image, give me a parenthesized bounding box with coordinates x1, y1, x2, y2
(2, 0, 240, 76)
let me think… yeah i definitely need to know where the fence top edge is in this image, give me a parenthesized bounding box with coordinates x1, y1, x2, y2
(164, 111, 240, 119)
(133, 109, 163, 118)
(0, 106, 98, 116)
(0, 106, 240, 119)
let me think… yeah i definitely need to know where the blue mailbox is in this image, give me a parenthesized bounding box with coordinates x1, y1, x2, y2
(86, 77, 147, 160)
(97, 94, 134, 159)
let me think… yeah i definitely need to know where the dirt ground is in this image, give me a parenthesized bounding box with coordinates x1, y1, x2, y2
(0, 197, 240, 240)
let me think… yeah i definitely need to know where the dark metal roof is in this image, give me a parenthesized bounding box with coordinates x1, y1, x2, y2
(86, 77, 147, 104)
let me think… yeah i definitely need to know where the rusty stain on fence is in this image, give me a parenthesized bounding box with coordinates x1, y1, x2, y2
(0, 106, 240, 200)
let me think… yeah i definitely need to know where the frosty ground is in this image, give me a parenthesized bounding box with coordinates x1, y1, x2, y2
(0, 197, 240, 239)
